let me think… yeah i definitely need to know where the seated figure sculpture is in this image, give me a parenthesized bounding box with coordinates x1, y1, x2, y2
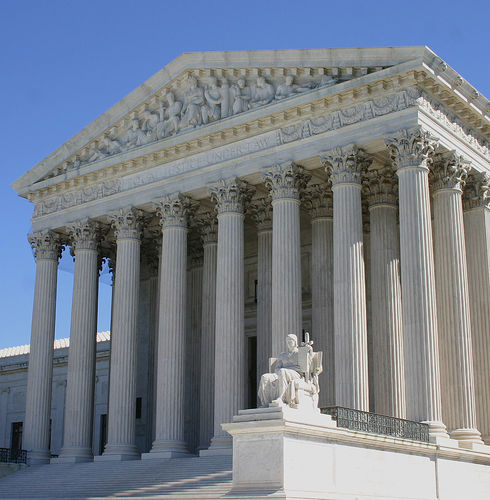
(258, 333, 322, 412)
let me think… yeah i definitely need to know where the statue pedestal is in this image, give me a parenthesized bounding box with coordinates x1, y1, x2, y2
(222, 406, 490, 500)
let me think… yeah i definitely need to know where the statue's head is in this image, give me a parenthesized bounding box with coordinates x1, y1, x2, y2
(237, 78, 246, 88)
(285, 75, 294, 85)
(286, 334, 298, 352)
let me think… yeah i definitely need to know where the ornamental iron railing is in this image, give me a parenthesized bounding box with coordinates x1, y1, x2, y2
(321, 406, 430, 443)
(0, 448, 27, 464)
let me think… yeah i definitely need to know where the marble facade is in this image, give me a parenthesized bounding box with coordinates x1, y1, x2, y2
(4, 48, 490, 468)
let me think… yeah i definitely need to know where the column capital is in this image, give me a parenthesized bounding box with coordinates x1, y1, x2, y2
(321, 144, 372, 187)
(109, 207, 144, 240)
(209, 178, 254, 215)
(155, 193, 197, 229)
(28, 230, 63, 261)
(364, 165, 398, 207)
(248, 196, 273, 231)
(188, 240, 204, 268)
(263, 162, 311, 201)
(302, 184, 333, 219)
(66, 219, 101, 252)
(463, 171, 490, 211)
(195, 211, 218, 245)
(431, 151, 470, 193)
(141, 229, 161, 279)
(385, 127, 439, 171)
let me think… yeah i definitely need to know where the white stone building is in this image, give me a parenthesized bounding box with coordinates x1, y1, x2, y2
(3, 47, 489, 471)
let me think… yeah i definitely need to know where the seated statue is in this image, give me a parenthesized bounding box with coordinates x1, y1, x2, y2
(258, 333, 322, 412)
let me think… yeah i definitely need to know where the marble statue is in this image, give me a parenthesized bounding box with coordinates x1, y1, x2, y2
(258, 333, 323, 411)
(202, 77, 222, 124)
(123, 118, 149, 149)
(250, 76, 274, 108)
(275, 75, 311, 100)
(231, 77, 252, 114)
(180, 75, 205, 128)
(220, 78, 232, 118)
(156, 92, 182, 139)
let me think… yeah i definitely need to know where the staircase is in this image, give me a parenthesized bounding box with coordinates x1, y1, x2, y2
(0, 455, 233, 499)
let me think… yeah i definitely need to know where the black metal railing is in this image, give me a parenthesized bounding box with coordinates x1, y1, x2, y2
(321, 406, 430, 443)
(0, 448, 27, 464)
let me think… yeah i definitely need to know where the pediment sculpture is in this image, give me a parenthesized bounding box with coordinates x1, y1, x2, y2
(258, 333, 323, 412)
(61, 72, 339, 174)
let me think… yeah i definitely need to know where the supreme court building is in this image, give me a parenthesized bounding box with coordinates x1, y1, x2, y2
(4, 47, 490, 466)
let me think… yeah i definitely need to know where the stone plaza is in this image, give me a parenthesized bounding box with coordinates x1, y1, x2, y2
(0, 47, 489, 498)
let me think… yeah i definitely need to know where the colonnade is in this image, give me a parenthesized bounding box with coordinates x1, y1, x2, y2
(22, 127, 490, 463)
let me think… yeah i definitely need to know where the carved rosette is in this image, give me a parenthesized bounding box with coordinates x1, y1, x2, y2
(430, 151, 470, 194)
(195, 212, 218, 245)
(322, 144, 372, 186)
(248, 197, 273, 231)
(302, 184, 333, 219)
(364, 165, 398, 207)
(385, 127, 439, 171)
(66, 219, 101, 253)
(28, 230, 63, 261)
(263, 162, 310, 201)
(155, 193, 197, 229)
(109, 207, 144, 240)
(209, 178, 255, 214)
(463, 171, 490, 211)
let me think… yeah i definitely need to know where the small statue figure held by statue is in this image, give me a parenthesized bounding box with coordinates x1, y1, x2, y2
(258, 333, 322, 412)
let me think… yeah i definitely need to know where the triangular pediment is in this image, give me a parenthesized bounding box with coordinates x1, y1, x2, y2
(12, 47, 488, 195)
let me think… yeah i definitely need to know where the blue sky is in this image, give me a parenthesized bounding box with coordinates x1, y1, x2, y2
(0, 0, 488, 349)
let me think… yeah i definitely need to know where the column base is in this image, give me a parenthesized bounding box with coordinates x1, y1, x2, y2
(52, 446, 93, 463)
(199, 434, 233, 456)
(94, 443, 139, 462)
(142, 439, 189, 460)
(27, 449, 51, 465)
(450, 427, 484, 445)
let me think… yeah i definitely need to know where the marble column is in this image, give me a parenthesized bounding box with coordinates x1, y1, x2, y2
(23, 230, 62, 464)
(198, 214, 218, 451)
(249, 198, 273, 381)
(203, 178, 253, 454)
(263, 163, 310, 357)
(98, 208, 143, 460)
(385, 127, 448, 439)
(145, 194, 194, 459)
(303, 184, 334, 407)
(463, 172, 490, 445)
(0, 388, 10, 448)
(322, 145, 370, 411)
(365, 166, 406, 418)
(432, 153, 482, 444)
(56, 220, 101, 462)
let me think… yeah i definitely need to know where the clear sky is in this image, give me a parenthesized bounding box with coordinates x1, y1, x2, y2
(0, 0, 488, 349)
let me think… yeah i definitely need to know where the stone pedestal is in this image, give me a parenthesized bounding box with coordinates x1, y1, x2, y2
(55, 220, 100, 463)
(97, 208, 143, 461)
(322, 145, 370, 411)
(24, 231, 62, 465)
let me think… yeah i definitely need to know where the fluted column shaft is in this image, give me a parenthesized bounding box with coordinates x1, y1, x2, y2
(264, 163, 309, 356)
(101, 209, 142, 460)
(58, 221, 100, 462)
(147, 194, 192, 458)
(432, 156, 481, 444)
(24, 231, 62, 464)
(199, 218, 218, 450)
(386, 128, 447, 438)
(366, 168, 406, 418)
(323, 146, 369, 411)
(463, 172, 490, 444)
(205, 178, 252, 453)
(304, 185, 334, 406)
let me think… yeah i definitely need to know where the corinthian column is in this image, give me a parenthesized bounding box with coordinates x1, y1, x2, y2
(203, 178, 253, 455)
(198, 213, 218, 451)
(56, 220, 101, 463)
(249, 198, 273, 381)
(98, 208, 143, 460)
(365, 166, 406, 418)
(385, 128, 448, 439)
(302, 184, 334, 407)
(463, 172, 490, 445)
(145, 194, 194, 459)
(263, 163, 310, 356)
(24, 231, 63, 464)
(322, 145, 370, 411)
(432, 153, 482, 444)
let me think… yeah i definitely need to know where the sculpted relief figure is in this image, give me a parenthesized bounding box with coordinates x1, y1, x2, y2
(123, 118, 149, 149)
(258, 333, 323, 411)
(180, 75, 205, 129)
(202, 77, 222, 124)
(250, 76, 274, 108)
(275, 75, 311, 100)
(155, 92, 182, 139)
(231, 77, 252, 114)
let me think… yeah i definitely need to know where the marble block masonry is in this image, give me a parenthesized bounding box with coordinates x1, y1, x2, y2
(2, 46, 489, 498)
